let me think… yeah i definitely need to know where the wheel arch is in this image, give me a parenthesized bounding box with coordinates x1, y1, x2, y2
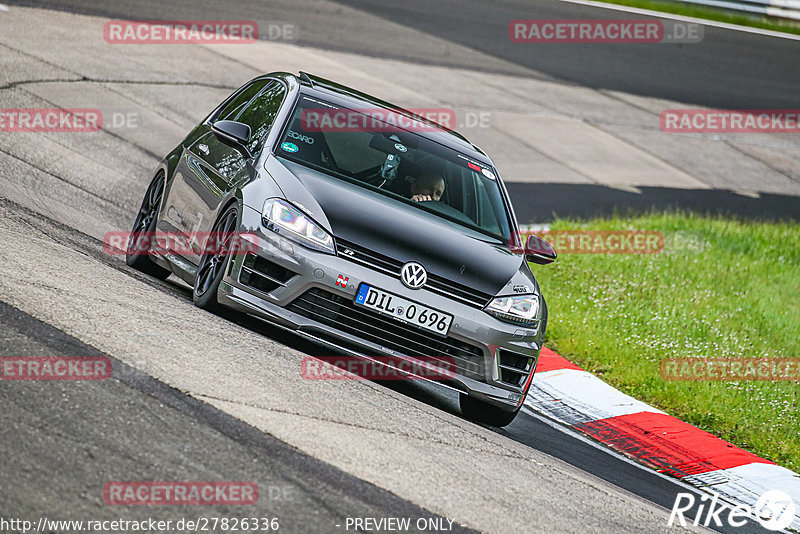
(216, 191, 245, 228)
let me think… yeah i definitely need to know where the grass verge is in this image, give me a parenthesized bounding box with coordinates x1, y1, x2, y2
(591, 0, 800, 36)
(530, 212, 799, 471)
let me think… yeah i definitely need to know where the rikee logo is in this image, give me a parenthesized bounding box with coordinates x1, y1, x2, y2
(668, 490, 796, 531)
(400, 262, 427, 289)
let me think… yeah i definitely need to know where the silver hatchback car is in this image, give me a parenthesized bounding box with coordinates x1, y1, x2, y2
(126, 72, 556, 426)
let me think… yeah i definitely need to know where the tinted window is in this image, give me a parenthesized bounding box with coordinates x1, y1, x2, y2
(324, 131, 388, 174)
(276, 97, 512, 242)
(215, 79, 271, 122)
(235, 82, 287, 153)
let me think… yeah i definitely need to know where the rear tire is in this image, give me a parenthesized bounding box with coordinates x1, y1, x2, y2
(126, 172, 171, 280)
(192, 205, 238, 312)
(459, 394, 520, 427)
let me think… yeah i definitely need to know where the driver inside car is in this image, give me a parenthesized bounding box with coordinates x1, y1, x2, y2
(409, 173, 445, 202)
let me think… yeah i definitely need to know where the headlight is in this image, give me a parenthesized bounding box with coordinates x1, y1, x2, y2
(485, 294, 540, 325)
(262, 199, 335, 254)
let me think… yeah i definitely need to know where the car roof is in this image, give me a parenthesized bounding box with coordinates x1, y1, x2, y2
(270, 71, 494, 167)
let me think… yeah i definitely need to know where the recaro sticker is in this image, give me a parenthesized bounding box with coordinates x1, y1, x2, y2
(287, 130, 315, 144)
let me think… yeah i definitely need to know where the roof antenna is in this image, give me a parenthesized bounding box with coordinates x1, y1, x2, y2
(299, 71, 314, 87)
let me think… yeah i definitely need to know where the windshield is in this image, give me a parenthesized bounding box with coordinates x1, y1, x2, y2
(275, 96, 513, 243)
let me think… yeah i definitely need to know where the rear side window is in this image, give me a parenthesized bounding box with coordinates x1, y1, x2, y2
(215, 79, 271, 122)
(235, 82, 287, 153)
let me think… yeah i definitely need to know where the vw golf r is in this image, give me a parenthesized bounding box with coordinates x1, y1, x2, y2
(126, 72, 556, 426)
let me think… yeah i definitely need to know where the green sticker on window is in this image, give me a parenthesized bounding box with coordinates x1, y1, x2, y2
(281, 142, 298, 153)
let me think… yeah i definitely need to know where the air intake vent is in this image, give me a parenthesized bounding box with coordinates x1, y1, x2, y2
(497, 349, 534, 387)
(238, 254, 296, 294)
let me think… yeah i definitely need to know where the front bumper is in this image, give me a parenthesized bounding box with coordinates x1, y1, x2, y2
(217, 205, 543, 411)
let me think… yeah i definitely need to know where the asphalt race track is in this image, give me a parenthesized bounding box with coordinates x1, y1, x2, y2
(0, 1, 795, 533)
(18, 0, 800, 109)
(0, 299, 475, 534)
(17, 0, 800, 223)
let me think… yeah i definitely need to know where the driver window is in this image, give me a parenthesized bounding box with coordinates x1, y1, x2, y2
(235, 82, 287, 154)
(215, 79, 270, 122)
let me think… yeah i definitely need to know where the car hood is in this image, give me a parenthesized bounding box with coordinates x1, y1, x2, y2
(266, 158, 524, 296)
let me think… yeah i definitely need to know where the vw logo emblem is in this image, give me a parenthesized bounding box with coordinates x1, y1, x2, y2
(400, 262, 427, 289)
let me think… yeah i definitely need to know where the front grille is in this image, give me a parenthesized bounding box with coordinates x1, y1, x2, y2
(239, 254, 297, 294)
(287, 288, 486, 381)
(497, 349, 534, 387)
(335, 239, 493, 308)
(336, 240, 399, 276)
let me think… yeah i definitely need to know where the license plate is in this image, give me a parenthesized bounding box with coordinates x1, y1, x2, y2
(354, 284, 453, 336)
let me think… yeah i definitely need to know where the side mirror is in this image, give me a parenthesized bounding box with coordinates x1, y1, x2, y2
(524, 234, 557, 265)
(211, 120, 252, 158)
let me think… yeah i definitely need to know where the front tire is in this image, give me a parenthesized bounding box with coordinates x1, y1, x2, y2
(459, 394, 520, 427)
(126, 172, 171, 280)
(192, 205, 238, 312)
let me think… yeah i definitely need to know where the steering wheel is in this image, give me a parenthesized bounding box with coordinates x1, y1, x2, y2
(353, 165, 389, 187)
